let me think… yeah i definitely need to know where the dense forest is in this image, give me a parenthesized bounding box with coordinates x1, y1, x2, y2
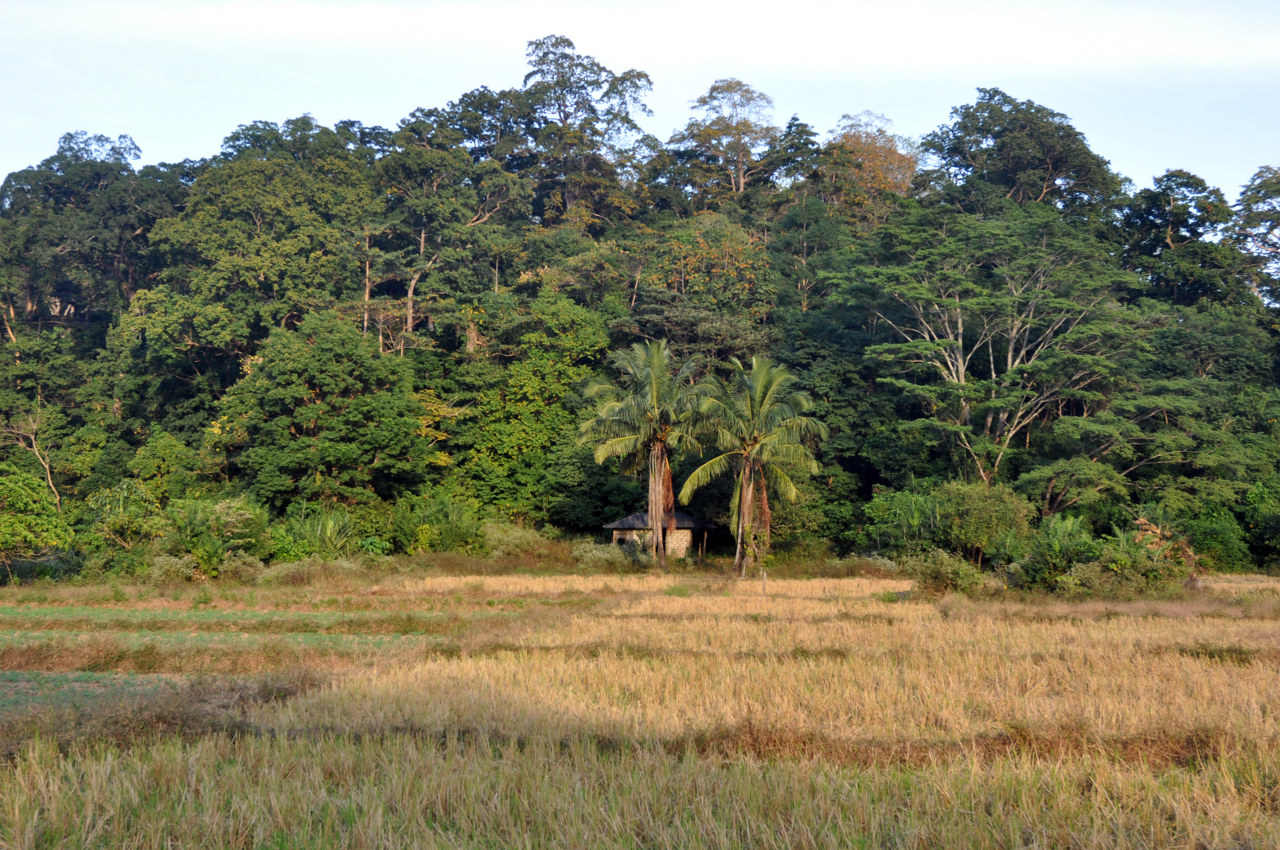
(4, 35, 1279, 590)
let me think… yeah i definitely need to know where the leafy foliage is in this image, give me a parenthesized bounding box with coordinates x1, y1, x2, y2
(0, 46, 1276, 593)
(208, 312, 434, 509)
(679, 356, 827, 575)
(0, 463, 72, 565)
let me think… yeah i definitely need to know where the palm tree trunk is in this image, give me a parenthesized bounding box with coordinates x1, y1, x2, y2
(757, 474, 771, 558)
(734, 465, 754, 577)
(649, 442, 667, 571)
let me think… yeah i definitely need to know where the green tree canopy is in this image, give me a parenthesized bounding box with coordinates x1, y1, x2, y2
(919, 88, 1121, 211)
(207, 312, 436, 509)
(850, 201, 1134, 484)
(679, 356, 826, 575)
(581, 340, 701, 569)
(0, 463, 71, 566)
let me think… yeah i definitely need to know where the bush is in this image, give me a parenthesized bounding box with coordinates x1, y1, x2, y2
(283, 505, 357, 560)
(394, 491, 486, 555)
(933, 482, 1031, 565)
(864, 481, 1031, 565)
(146, 554, 200, 584)
(347, 501, 395, 557)
(483, 521, 550, 560)
(900, 550, 984, 595)
(1181, 506, 1251, 572)
(255, 558, 366, 587)
(82, 479, 167, 554)
(1054, 519, 1194, 597)
(164, 496, 270, 577)
(1016, 514, 1101, 589)
(2, 551, 83, 585)
(217, 550, 265, 583)
(768, 536, 835, 567)
(1242, 475, 1280, 572)
(267, 524, 309, 564)
(571, 541, 645, 572)
(820, 555, 899, 579)
(863, 488, 940, 553)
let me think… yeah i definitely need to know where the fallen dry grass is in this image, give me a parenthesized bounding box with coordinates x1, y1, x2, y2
(2, 570, 1280, 848)
(207, 571, 1280, 800)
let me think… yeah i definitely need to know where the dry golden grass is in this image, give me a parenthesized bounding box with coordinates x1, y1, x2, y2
(3, 569, 1280, 848)
(6, 733, 1280, 849)
(256, 579, 1280, 762)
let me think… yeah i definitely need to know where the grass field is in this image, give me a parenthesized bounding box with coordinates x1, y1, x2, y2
(2, 565, 1279, 848)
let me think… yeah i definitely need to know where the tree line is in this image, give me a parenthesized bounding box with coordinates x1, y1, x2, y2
(3, 35, 1279, 588)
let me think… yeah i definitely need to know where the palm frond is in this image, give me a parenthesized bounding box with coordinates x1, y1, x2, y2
(678, 452, 737, 504)
(594, 434, 642, 463)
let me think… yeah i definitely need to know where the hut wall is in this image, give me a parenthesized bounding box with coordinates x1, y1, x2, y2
(610, 529, 694, 558)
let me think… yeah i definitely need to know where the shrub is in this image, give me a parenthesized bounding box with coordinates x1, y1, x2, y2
(1054, 519, 1194, 597)
(1242, 474, 1280, 572)
(389, 496, 428, 553)
(3, 551, 83, 584)
(768, 536, 835, 567)
(255, 558, 366, 587)
(1017, 514, 1101, 589)
(284, 505, 357, 560)
(82, 479, 167, 554)
(864, 482, 1031, 566)
(1181, 506, 1251, 572)
(863, 488, 940, 553)
(483, 521, 550, 560)
(571, 541, 644, 572)
(146, 554, 200, 584)
(933, 482, 1031, 565)
(268, 524, 310, 564)
(900, 550, 984, 595)
(217, 550, 265, 583)
(164, 496, 270, 577)
(396, 491, 486, 555)
(821, 555, 899, 579)
(347, 501, 395, 557)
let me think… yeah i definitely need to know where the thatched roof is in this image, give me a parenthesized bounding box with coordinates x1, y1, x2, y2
(604, 511, 715, 530)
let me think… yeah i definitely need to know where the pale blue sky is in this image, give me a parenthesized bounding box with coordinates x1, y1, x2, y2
(2, 0, 1277, 198)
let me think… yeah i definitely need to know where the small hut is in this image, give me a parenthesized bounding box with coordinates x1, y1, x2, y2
(603, 511, 715, 559)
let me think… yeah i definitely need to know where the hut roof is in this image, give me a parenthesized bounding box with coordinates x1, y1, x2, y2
(604, 511, 715, 530)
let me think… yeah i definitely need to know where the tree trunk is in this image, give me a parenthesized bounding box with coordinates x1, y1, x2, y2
(405, 273, 418, 342)
(734, 465, 754, 577)
(4, 419, 61, 513)
(648, 442, 668, 571)
(362, 237, 372, 334)
(758, 475, 771, 557)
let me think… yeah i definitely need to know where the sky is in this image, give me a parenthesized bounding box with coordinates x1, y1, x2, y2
(2, 0, 1278, 198)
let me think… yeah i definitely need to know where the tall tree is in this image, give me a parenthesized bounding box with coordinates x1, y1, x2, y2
(626, 212, 777, 362)
(919, 88, 1121, 212)
(1120, 169, 1257, 306)
(815, 112, 916, 234)
(0, 132, 189, 334)
(1234, 165, 1280, 294)
(521, 35, 652, 225)
(377, 114, 529, 352)
(669, 79, 778, 201)
(580, 340, 700, 569)
(679, 356, 826, 575)
(449, 292, 608, 523)
(850, 202, 1133, 484)
(206, 312, 436, 510)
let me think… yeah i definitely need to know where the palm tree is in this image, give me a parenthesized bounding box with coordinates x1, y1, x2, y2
(679, 356, 828, 576)
(580, 341, 701, 570)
